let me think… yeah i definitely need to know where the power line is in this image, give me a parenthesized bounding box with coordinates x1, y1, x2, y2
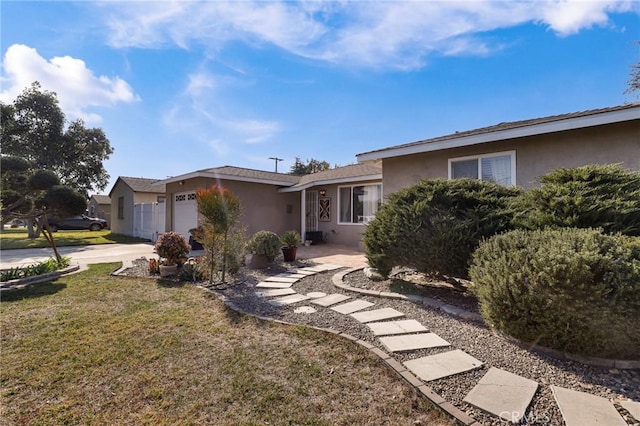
(269, 157, 284, 173)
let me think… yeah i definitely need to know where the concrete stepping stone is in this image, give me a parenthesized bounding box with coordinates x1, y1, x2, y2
(367, 319, 428, 336)
(306, 291, 327, 298)
(302, 263, 342, 272)
(269, 293, 311, 306)
(619, 400, 640, 421)
(379, 333, 450, 352)
(463, 367, 538, 424)
(551, 385, 627, 426)
(311, 293, 351, 307)
(291, 269, 320, 275)
(294, 306, 317, 314)
(350, 307, 405, 323)
(256, 281, 294, 289)
(331, 300, 374, 314)
(264, 276, 299, 283)
(274, 273, 307, 279)
(255, 288, 297, 298)
(404, 349, 483, 382)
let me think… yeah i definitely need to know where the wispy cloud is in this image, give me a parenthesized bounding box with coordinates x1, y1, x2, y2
(100, 1, 636, 71)
(0, 44, 138, 123)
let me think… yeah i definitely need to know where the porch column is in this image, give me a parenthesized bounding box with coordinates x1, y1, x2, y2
(300, 189, 306, 242)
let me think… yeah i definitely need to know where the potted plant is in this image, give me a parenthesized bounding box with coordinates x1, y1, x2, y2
(246, 230, 281, 269)
(154, 231, 190, 277)
(280, 230, 302, 262)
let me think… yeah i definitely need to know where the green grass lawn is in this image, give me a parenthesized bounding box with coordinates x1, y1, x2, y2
(0, 228, 149, 250)
(0, 264, 450, 425)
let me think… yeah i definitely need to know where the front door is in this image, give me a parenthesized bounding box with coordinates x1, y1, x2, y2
(305, 190, 318, 232)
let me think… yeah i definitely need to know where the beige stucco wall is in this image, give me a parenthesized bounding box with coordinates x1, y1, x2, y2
(165, 178, 301, 238)
(382, 120, 639, 196)
(305, 180, 382, 250)
(88, 200, 111, 228)
(110, 182, 162, 236)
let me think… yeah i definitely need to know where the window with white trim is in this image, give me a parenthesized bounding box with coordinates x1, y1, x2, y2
(448, 151, 516, 186)
(338, 184, 382, 224)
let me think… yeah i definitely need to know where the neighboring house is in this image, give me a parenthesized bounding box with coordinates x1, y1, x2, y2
(156, 164, 382, 248)
(88, 194, 111, 228)
(356, 103, 640, 197)
(108, 177, 166, 236)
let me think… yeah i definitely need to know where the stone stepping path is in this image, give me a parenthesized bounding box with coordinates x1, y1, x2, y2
(331, 300, 375, 314)
(269, 293, 311, 306)
(255, 288, 297, 297)
(552, 385, 627, 426)
(274, 273, 308, 279)
(256, 281, 294, 289)
(404, 349, 483, 382)
(367, 319, 427, 336)
(264, 276, 299, 283)
(620, 400, 640, 421)
(306, 292, 326, 298)
(379, 333, 450, 352)
(311, 293, 351, 307)
(463, 367, 538, 423)
(294, 306, 317, 314)
(351, 307, 405, 323)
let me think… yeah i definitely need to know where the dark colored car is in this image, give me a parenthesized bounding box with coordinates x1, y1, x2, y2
(47, 215, 108, 232)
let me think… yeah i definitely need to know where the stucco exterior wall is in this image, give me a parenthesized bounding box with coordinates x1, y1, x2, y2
(88, 200, 111, 228)
(165, 178, 301, 238)
(306, 180, 382, 249)
(381, 120, 639, 196)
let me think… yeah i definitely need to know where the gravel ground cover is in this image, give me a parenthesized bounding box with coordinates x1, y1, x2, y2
(120, 258, 640, 426)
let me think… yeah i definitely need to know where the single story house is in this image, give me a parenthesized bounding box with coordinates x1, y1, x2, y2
(108, 176, 166, 236)
(356, 103, 640, 196)
(87, 194, 111, 228)
(155, 163, 382, 248)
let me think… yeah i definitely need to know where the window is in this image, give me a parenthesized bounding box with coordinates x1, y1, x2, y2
(448, 151, 516, 186)
(338, 184, 382, 224)
(117, 196, 124, 219)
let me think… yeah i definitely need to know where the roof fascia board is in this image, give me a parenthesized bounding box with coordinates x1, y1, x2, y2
(157, 171, 297, 187)
(279, 173, 382, 193)
(357, 107, 640, 162)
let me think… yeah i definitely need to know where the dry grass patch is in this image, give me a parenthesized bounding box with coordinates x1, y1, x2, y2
(1, 264, 450, 425)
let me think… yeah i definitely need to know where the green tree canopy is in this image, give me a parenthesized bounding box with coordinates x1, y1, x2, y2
(1, 82, 114, 196)
(289, 157, 332, 175)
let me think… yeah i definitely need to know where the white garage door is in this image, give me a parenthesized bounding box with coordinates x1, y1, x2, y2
(173, 191, 197, 241)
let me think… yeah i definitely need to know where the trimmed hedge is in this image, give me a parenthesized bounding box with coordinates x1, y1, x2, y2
(364, 178, 521, 279)
(470, 228, 640, 359)
(511, 164, 640, 236)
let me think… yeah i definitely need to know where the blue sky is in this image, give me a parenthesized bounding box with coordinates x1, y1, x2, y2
(1, 1, 638, 195)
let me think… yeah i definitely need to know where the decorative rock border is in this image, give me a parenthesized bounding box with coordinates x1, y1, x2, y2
(335, 267, 640, 371)
(0, 265, 80, 293)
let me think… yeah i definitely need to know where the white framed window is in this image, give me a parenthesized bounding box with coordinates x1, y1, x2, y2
(448, 151, 516, 186)
(338, 183, 382, 225)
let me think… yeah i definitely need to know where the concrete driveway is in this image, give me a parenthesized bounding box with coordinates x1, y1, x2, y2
(0, 243, 157, 270)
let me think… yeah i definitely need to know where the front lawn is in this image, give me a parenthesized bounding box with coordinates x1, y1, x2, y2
(0, 264, 448, 425)
(0, 228, 149, 250)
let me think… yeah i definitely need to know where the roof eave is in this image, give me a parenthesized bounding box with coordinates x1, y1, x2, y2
(279, 173, 383, 193)
(155, 171, 298, 187)
(356, 106, 640, 162)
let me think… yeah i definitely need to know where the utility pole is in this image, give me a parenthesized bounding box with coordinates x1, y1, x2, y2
(269, 157, 283, 173)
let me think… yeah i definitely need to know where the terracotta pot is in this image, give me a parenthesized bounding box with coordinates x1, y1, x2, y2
(159, 264, 178, 277)
(282, 247, 297, 262)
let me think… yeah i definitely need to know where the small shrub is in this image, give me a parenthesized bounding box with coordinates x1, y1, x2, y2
(178, 261, 207, 282)
(0, 257, 70, 282)
(280, 230, 302, 248)
(154, 232, 190, 265)
(470, 228, 640, 359)
(511, 164, 640, 236)
(246, 230, 281, 259)
(364, 178, 521, 279)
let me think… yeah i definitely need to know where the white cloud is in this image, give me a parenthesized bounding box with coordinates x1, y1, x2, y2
(0, 44, 138, 123)
(99, 1, 636, 71)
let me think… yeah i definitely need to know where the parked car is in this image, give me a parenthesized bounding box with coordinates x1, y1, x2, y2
(46, 215, 108, 232)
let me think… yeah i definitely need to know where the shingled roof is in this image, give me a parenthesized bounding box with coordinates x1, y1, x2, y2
(109, 176, 166, 197)
(90, 194, 111, 204)
(279, 163, 382, 192)
(357, 103, 640, 162)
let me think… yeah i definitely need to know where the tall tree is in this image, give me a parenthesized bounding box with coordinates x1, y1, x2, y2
(1, 82, 114, 196)
(289, 157, 332, 175)
(625, 41, 640, 95)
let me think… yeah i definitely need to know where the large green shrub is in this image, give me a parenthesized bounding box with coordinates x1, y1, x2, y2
(246, 230, 281, 259)
(364, 179, 521, 279)
(470, 228, 640, 359)
(511, 164, 640, 236)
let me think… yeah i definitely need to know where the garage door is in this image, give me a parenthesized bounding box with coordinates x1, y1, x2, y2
(173, 191, 197, 240)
